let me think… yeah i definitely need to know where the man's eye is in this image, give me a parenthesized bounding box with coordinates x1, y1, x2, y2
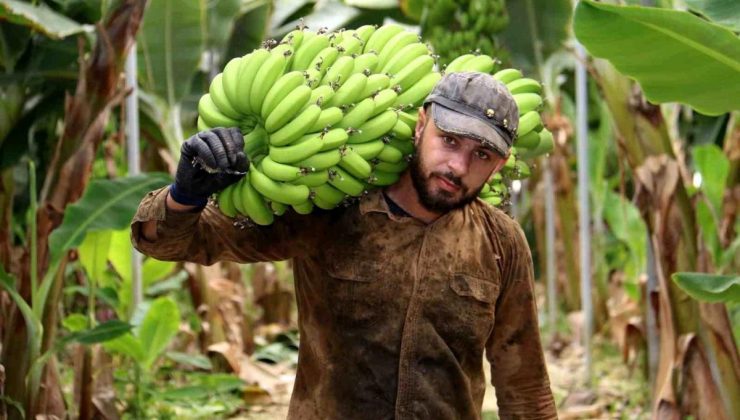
(442, 136, 455, 145)
(476, 150, 490, 160)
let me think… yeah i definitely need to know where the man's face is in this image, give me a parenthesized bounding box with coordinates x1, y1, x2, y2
(409, 108, 509, 213)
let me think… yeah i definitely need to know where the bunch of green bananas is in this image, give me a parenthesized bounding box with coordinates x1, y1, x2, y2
(421, 0, 509, 67)
(198, 24, 442, 225)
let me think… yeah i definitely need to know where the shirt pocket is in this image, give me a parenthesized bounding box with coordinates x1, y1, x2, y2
(325, 257, 384, 328)
(446, 273, 500, 339)
(449, 273, 498, 304)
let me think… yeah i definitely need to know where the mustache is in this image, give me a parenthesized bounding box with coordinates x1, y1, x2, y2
(433, 172, 463, 188)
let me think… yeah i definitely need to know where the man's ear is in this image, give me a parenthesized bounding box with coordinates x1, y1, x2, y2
(414, 106, 427, 146)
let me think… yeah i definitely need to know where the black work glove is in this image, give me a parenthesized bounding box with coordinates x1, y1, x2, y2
(169, 127, 249, 208)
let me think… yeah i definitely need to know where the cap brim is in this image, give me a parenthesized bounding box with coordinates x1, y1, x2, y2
(431, 103, 510, 157)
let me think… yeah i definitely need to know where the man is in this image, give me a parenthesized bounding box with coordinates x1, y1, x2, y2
(132, 72, 557, 419)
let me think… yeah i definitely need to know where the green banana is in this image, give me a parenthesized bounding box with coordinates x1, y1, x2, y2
(352, 53, 379, 75)
(347, 110, 398, 144)
(221, 56, 245, 113)
(321, 55, 354, 87)
(269, 132, 323, 164)
(338, 147, 373, 179)
(234, 50, 270, 114)
(389, 54, 435, 92)
(210, 73, 242, 120)
(444, 54, 475, 73)
(231, 176, 248, 215)
(268, 104, 322, 146)
(371, 89, 399, 117)
(337, 97, 375, 129)
(382, 42, 430, 75)
(397, 111, 418, 131)
(311, 183, 346, 207)
(355, 25, 376, 46)
(377, 143, 404, 163)
(386, 137, 415, 156)
(298, 148, 342, 170)
(248, 50, 289, 114)
(217, 184, 237, 218)
(513, 93, 543, 115)
(311, 194, 336, 210)
(506, 78, 542, 95)
(377, 31, 419, 70)
(264, 84, 312, 133)
(516, 111, 541, 138)
(309, 107, 344, 131)
(271, 200, 288, 216)
(374, 159, 408, 173)
(292, 33, 330, 71)
(393, 72, 441, 108)
(260, 156, 302, 182)
(336, 32, 363, 55)
(198, 94, 240, 128)
(250, 164, 310, 206)
(513, 130, 540, 149)
(309, 46, 340, 76)
(363, 24, 404, 54)
(325, 73, 367, 108)
(281, 29, 305, 49)
(308, 84, 335, 106)
(328, 166, 366, 197)
(318, 128, 349, 151)
(243, 126, 269, 160)
(459, 54, 495, 73)
(293, 169, 329, 187)
(261, 71, 307, 120)
(292, 200, 314, 215)
(241, 172, 275, 225)
(390, 119, 413, 139)
(492, 68, 522, 84)
(197, 117, 211, 132)
(349, 139, 385, 160)
(368, 170, 400, 186)
(360, 73, 391, 98)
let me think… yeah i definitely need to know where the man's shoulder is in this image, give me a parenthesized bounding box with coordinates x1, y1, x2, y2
(468, 198, 525, 239)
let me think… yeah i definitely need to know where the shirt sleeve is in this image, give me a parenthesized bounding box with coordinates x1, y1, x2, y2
(486, 221, 558, 419)
(130, 185, 326, 266)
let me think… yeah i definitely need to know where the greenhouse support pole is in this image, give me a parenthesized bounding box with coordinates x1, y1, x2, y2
(645, 233, 659, 397)
(575, 41, 592, 385)
(125, 43, 143, 312)
(544, 158, 557, 340)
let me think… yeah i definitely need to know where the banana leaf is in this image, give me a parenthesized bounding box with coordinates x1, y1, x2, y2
(137, 296, 180, 369)
(48, 173, 171, 264)
(500, 0, 572, 74)
(136, 0, 204, 105)
(672, 272, 740, 303)
(574, 0, 740, 116)
(0, 0, 90, 39)
(685, 0, 740, 32)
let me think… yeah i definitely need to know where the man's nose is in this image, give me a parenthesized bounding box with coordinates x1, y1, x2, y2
(447, 152, 470, 177)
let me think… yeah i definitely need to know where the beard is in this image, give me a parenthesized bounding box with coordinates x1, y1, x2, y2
(409, 130, 485, 213)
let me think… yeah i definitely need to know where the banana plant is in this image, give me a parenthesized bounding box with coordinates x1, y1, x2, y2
(575, 1, 740, 418)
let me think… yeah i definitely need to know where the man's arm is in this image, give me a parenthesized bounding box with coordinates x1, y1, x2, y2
(133, 127, 326, 265)
(132, 185, 324, 265)
(140, 193, 197, 241)
(486, 222, 557, 419)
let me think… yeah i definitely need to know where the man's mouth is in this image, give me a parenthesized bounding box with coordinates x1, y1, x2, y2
(435, 175, 461, 192)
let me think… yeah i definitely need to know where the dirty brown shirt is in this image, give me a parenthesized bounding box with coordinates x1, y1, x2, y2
(131, 186, 557, 419)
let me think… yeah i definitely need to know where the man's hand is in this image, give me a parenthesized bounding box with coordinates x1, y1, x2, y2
(170, 127, 249, 208)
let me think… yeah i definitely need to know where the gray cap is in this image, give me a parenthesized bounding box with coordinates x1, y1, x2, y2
(423, 71, 519, 156)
